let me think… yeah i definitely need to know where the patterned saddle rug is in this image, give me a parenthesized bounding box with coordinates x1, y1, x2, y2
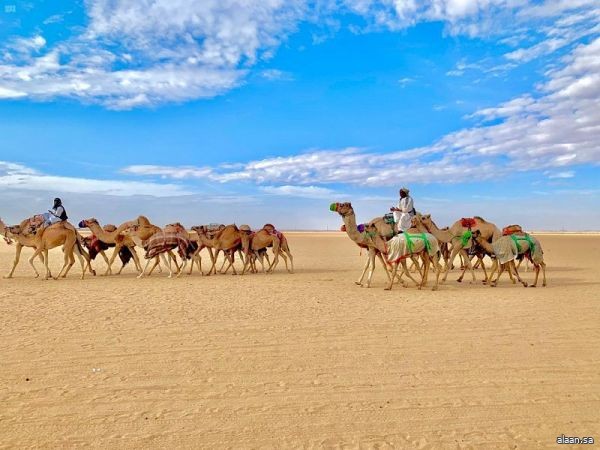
(143, 231, 190, 259)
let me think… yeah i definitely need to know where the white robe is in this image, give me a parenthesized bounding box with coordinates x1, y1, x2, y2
(393, 196, 414, 232)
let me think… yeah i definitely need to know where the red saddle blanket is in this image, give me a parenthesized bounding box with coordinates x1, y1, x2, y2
(461, 218, 477, 228)
(503, 224, 523, 235)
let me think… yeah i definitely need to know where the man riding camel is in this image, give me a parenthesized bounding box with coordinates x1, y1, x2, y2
(390, 187, 415, 233)
(46, 198, 68, 226)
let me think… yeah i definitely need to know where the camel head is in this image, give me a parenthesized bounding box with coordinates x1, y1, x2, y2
(78, 218, 99, 228)
(0, 218, 13, 244)
(239, 224, 252, 234)
(363, 224, 388, 254)
(419, 214, 436, 232)
(471, 229, 485, 244)
(329, 202, 354, 217)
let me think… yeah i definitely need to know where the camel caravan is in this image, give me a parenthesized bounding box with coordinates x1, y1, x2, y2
(0, 214, 294, 280)
(330, 202, 547, 290)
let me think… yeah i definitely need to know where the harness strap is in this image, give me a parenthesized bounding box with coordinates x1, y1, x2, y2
(403, 232, 431, 254)
(510, 234, 535, 254)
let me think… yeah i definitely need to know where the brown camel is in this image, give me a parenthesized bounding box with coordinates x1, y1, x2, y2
(261, 224, 294, 273)
(418, 214, 501, 283)
(472, 230, 546, 287)
(193, 224, 243, 275)
(239, 225, 281, 275)
(78, 218, 143, 275)
(330, 202, 391, 287)
(123, 222, 191, 278)
(82, 224, 134, 275)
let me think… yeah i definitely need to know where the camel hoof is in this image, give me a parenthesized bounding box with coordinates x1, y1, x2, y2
(431, 286, 438, 291)
(456, 278, 462, 283)
(384, 287, 391, 291)
(3, 275, 13, 279)
(529, 285, 536, 288)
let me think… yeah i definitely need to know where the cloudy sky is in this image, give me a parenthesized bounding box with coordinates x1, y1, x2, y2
(1, 0, 599, 230)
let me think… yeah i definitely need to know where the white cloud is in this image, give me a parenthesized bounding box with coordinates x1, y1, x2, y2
(122, 35, 600, 187)
(259, 185, 337, 198)
(1, 0, 598, 108)
(260, 69, 295, 81)
(0, 161, 191, 197)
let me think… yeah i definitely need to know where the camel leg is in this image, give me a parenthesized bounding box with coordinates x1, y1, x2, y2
(419, 253, 430, 289)
(55, 249, 71, 279)
(73, 245, 87, 280)
(365, 249, 378, 288)
(128, 246, 142, 273)
(60, 247, 76, 278)
(28, 248, 43, 279)
(5, 243, 27, 278)
(540, 262, 547, 287)
(356, 256, 371, 286)
(442, 244, 462, 282)
(509, 260, 527, 287)
(431, 254, 441, 291)
(176, 258, 188, 278)
(147, 256, 162, 276)
(400, 259, 421, 287)
(376, 252, 393, 283)
(384, 263, 399, 290)
(43, 249, 52, 280)
(137, 259, 154, 279)
(105, 245, 125, 275)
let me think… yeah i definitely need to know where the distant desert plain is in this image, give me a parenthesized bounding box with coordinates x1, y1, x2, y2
(1, 232, 599, 448)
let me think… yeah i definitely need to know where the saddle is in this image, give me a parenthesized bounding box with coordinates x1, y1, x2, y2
(461, 217, 477, 229)
(502, 224, 523, 236)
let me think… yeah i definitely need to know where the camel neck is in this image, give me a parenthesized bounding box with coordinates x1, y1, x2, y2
(340, 211, 368, 246)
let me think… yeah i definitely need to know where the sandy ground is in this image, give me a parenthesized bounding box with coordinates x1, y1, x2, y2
(1, 232, 599, 449)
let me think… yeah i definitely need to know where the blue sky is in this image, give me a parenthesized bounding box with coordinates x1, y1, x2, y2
(1, 0, 599, 230)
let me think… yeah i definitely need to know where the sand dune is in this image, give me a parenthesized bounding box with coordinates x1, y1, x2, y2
(1, 233, 599, 448)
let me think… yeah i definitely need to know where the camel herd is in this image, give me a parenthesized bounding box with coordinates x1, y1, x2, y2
(0, 215, 293, 280)
(330, 202, 547, 290)
(0, 206, 547, 288)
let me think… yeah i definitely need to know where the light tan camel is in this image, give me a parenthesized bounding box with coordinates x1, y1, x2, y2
(78, 218, 143, 275)
(0, 218, 43, 278)
(239, 225, 281, 275)
(193, 224, 243, 275)
(331, 202, 392, 287)
(369, 218, 442, 291)
(10, 221, 90, 280)
(473, 230, 547, 287)
(418, 214, 501, 283)
(2, 218, 94, 279)
(261, 224, 294, 273)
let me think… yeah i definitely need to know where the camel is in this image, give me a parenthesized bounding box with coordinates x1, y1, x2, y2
(7, 221, 91, 280)
(417, 214, 501, 283)
(1, 218, 43, 278)
(370, 217, 442, 291)
(261, 224, 294, 273)
(472, 230, 546, 287)
(78, 218, 143, 275)
(123, 222, 192, 278)
(82, 224, 133, 275)
(331, 202, 392, 287)
(1, 218, 94, 279)
(165, 223, 202, 274)
(193, 225, 243, 275)
(239, 225, 281, 275)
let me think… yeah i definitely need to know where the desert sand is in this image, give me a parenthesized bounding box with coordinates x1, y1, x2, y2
(1, 232, 599, 449)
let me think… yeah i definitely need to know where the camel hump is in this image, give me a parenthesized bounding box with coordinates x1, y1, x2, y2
(103, 224, 117, 232)
(474, 216, 487, 222)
